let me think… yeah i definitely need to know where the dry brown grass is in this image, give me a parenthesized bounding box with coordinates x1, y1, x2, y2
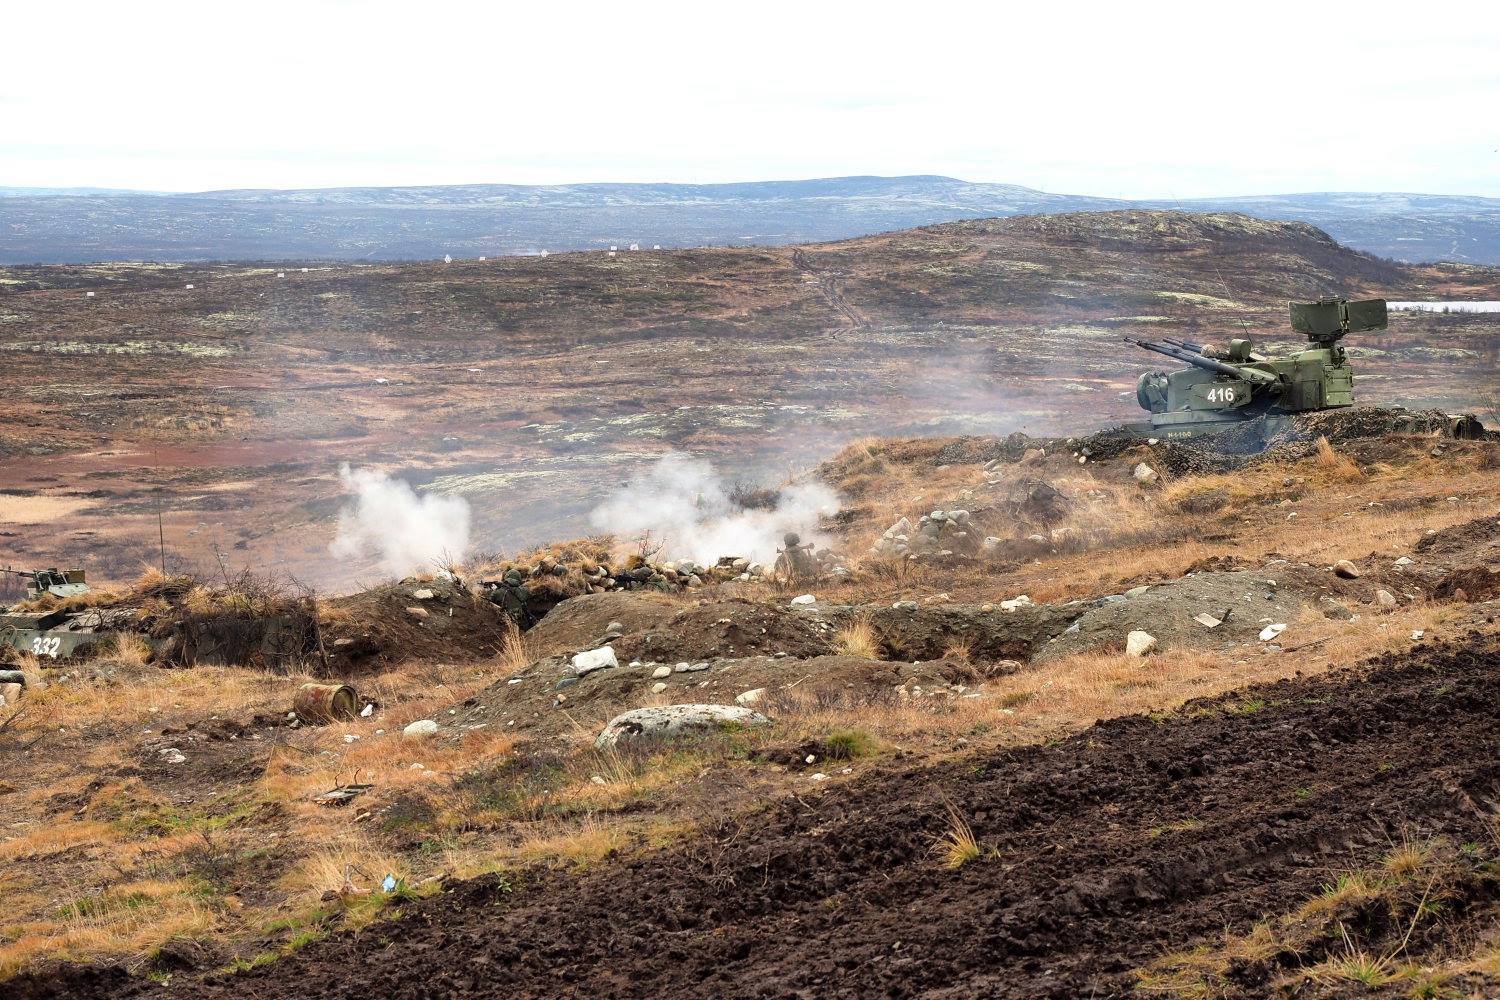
(934, 801, 983, 870)
(111, 632, 153, 666)
(832, 616, 882, 659)
(1314, 435, 1363, 481)
(496, 617, 531, 673)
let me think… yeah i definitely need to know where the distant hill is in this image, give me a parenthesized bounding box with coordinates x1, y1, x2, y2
(3, 175, 1499, 266)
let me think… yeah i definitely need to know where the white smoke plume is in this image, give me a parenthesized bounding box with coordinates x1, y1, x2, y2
(329, 465, 471, 577)
(588, 452, 840, 565)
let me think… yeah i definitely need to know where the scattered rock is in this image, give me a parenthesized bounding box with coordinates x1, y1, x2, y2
(1132, 462, 1159, 485)
(651, 665, 672, 679)
(1124, 585, 1150, 598)
(1375, 589, 1398, 609)
(1125, 630, 1158, 657)
(1321, 599, 1354, 621)
(570, 646, 619, 676)
(158, 748, 186, 764)
(1259, 624, 1287, 642)
(1394, 556, 1414, 567)
(405, 606, 429, 620)
(402, 719, 438, 739)
(412, 588, 436, 600)
(651, 682, 668, 694)
(595, 704, 771, 749)
(790, 594, 818, 606)
(1333, 560, 1361, 579)
(735, 687, 767, 707)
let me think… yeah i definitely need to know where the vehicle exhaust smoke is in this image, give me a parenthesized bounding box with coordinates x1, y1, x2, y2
(329, 465, 471, 577)
(588, 452, 839, 565)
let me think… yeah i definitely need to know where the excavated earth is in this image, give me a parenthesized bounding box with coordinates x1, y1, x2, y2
(36, 628, 1500, 1000)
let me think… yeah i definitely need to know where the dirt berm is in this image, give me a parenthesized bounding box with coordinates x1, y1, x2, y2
(54, 630, 1500, 1000)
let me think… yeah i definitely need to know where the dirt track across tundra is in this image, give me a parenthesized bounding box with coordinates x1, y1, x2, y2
(36, 631, 1500, 999)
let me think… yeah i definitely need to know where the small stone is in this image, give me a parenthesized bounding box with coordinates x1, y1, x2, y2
(1125, 631, 1157, 657)
(1321, 600, 1354, 621)
(1394, 556, 1414, 567)
(1124, 585, 1150, 598)
(735, 688, 766, 707)
(651, 665, 672, 679)
(158, 747, 186, 764)
(790, 594, 817, 606)
(1375, 589, 1398, 609)
(1333, 560, 1361, 579)
(1259, 624, 1287, 642)
(412, 588, 436, 600)
(403, 719, 439, 739)
(1132, 462, 1159, 485)
(651, 682, 668, 694)
(405, 606, 429, 619)
(570, 646, 619, 676)
(605, 621, 624, 633)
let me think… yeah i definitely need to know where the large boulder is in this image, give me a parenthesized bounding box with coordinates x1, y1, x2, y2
(595, 704, 770, 749)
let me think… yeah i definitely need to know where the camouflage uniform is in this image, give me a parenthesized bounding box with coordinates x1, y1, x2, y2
(488, 570, 534, 628)
(777, 532, 819, 582)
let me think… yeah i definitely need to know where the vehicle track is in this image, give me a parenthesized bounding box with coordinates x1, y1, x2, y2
(791, 248, 865, 330)
(36, 630, 1500, 1000)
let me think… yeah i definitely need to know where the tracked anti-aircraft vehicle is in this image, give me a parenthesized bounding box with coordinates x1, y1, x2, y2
(1124, 297, 1486, 441)
(0, 566, 131, 660)
(1124, 297, 1378, 439)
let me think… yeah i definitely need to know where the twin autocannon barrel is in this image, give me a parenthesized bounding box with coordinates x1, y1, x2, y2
(1121, 336, 1278, 386)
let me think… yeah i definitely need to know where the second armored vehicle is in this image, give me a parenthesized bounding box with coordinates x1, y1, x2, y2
(1123, 297, 1383, 440)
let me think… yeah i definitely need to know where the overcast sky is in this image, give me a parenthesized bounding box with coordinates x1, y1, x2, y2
(4, 0, 1498, 198)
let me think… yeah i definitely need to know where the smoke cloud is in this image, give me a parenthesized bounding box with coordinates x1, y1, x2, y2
(329, 465, 471, 577)
(588, 452, 839, 565)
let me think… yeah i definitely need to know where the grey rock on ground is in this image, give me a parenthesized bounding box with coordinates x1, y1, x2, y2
(595, 704, 771, 749)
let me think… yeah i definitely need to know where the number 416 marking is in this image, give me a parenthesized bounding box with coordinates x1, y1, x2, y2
(1206, 386, 1238, 404)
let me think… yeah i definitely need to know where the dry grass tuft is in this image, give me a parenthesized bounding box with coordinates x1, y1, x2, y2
(832, 616, 882, 659)
(941, 639, 973, 664)
(497, 617, 530, 673)
(934, 801, 983, 870)
(112, 632, 153, 666)
(1314, 436, 1362, 481)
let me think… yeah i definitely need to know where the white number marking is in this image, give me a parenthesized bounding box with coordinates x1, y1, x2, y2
(1205, 386, 1238, 404)
(30, 636, 62, 658)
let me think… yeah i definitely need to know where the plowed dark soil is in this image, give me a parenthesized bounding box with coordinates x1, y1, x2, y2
(41, 632, 1500, 1000)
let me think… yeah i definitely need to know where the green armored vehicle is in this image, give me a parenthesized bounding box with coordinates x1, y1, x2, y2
(1124, 297, 1386, 440)
(1, 566, 128, 661)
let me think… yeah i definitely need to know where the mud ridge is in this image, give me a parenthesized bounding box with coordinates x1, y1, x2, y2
(71, 633, 1500, 999)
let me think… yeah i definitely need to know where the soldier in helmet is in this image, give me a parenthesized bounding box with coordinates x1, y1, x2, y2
(775, 531, 819, 583)
(486, 570, 534, 628)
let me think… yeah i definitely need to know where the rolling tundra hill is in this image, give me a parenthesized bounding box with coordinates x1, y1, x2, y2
(4, 175, 1500, 265)
(1, 210, 1496, 592)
